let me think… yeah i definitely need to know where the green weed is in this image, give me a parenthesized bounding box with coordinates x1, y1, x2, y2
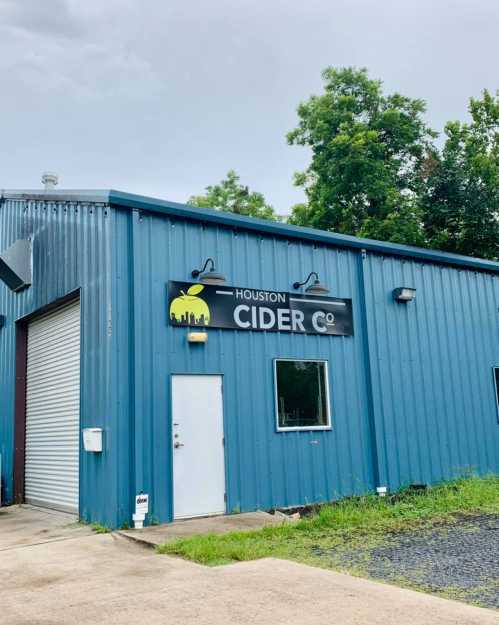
(90, 523, 111, 534)
(157, 476, 499, 566)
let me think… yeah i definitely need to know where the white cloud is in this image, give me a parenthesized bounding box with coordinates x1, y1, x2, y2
(0, 0, 497, 209)
(0, 0, 87, 39)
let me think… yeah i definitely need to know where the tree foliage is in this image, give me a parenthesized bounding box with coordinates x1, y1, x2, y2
(189, 170, 276, 220)
(287, 67, 436, 246)
(421, 90, 498, 259)
(189, 72, 498, 261)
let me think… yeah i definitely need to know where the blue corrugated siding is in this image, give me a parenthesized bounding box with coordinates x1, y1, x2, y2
(0, 198, 131, 527)
(363, 254, 499, 489)
(2, 194, 498, 528)
(117, 208, 376, 522)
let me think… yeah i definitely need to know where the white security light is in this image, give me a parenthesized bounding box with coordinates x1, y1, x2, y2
(393, 287, 416, 303)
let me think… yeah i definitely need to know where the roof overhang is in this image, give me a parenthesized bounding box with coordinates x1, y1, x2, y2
(1, 189, 110, 204)
(108, 190, 499, 274)
(2, 188, 498, 274)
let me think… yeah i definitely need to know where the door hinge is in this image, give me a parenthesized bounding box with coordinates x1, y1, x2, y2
(224, 493, 227, 502)
(222, 437, 225, 447)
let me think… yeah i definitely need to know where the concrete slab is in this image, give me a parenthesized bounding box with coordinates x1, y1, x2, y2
(0, 504, 92, 551)
(119, 510, 287, 547)
(0, 533, 496, 625)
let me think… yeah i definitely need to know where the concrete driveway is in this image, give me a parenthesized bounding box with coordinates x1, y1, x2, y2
(0, 504, 92, 550)
(0, 507, 497, 625)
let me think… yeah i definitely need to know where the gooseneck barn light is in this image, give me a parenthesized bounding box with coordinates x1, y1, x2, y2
(293, 272, 330, 296)
(393, 287, 416, 303)
(191, 258, 226, 285)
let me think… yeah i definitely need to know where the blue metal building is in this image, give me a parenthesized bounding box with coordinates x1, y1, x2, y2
(0, 189, 498, 528)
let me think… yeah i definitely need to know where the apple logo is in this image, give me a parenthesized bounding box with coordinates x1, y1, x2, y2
(170, 283, 211, 325)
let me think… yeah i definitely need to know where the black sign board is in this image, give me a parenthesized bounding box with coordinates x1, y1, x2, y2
(168, 282, 353, 336)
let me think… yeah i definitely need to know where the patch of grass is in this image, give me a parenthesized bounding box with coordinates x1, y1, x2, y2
(157, 476, 499, 566)
(90, 523, 111, 534)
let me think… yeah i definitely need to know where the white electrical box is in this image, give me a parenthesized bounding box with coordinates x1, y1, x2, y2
(82, 428, 103, 452)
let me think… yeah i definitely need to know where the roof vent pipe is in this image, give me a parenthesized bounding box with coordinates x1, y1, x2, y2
(42, 172, 59, 190)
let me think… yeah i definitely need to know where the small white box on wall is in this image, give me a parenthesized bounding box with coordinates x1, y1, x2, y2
(83, 428, 103, 452)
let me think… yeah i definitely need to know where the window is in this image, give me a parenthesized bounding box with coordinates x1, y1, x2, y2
(494, 367, 499, 422)
(274, 359, 331, 431)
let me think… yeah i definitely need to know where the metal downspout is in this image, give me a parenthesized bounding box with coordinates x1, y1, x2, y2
(129, 209, 144, 519)
(357, 249, 387, 491)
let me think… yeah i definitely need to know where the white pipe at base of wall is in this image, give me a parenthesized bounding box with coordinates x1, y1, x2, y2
(132, 513, 145, 529)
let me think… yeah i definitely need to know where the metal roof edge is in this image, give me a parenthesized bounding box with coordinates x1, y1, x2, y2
(1, 189, 111, 204)
(2, 189, 497, 273)
(108, 189, 499, 274)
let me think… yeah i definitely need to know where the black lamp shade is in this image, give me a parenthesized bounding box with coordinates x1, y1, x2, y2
(293, 271, 330, 296)
(192, 258, 226, 285)
(199, 268, 226, 285)
(305, 280, 330, 295)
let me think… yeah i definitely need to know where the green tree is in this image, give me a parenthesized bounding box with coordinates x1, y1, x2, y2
(421, 90, 499, 260)
(287, 67, 436, 245)
(189, 170, 276, 220)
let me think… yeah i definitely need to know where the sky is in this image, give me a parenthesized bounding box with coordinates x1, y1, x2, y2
(0, 0, 497, 215)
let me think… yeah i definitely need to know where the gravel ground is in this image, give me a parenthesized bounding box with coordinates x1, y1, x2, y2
(312, 514, 499, 609)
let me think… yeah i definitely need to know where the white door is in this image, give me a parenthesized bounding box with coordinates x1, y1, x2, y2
(172, 375, 226, 519)
(25, 299, 81, 513)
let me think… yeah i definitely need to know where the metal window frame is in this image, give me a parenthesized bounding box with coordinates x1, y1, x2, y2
(274, 358, 332, 432)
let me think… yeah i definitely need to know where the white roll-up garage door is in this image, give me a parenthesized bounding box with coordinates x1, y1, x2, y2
(25, 299, 81, 513)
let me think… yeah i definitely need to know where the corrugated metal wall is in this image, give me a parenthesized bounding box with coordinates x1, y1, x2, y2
(117, 207, 378, 522)
(363, 254, 499, 489)
(0, 198, 130, 527)
(121, 207, 498, 523)
(1, 195, 498, 528)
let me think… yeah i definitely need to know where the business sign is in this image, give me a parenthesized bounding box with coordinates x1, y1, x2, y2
(135, 493, 149, 515)
(168, 281, 353, 336)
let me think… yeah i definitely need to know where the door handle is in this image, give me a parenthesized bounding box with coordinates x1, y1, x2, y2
(174, 442, 185, 449)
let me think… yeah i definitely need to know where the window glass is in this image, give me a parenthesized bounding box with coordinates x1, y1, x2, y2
(275, 360, 330, 430)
